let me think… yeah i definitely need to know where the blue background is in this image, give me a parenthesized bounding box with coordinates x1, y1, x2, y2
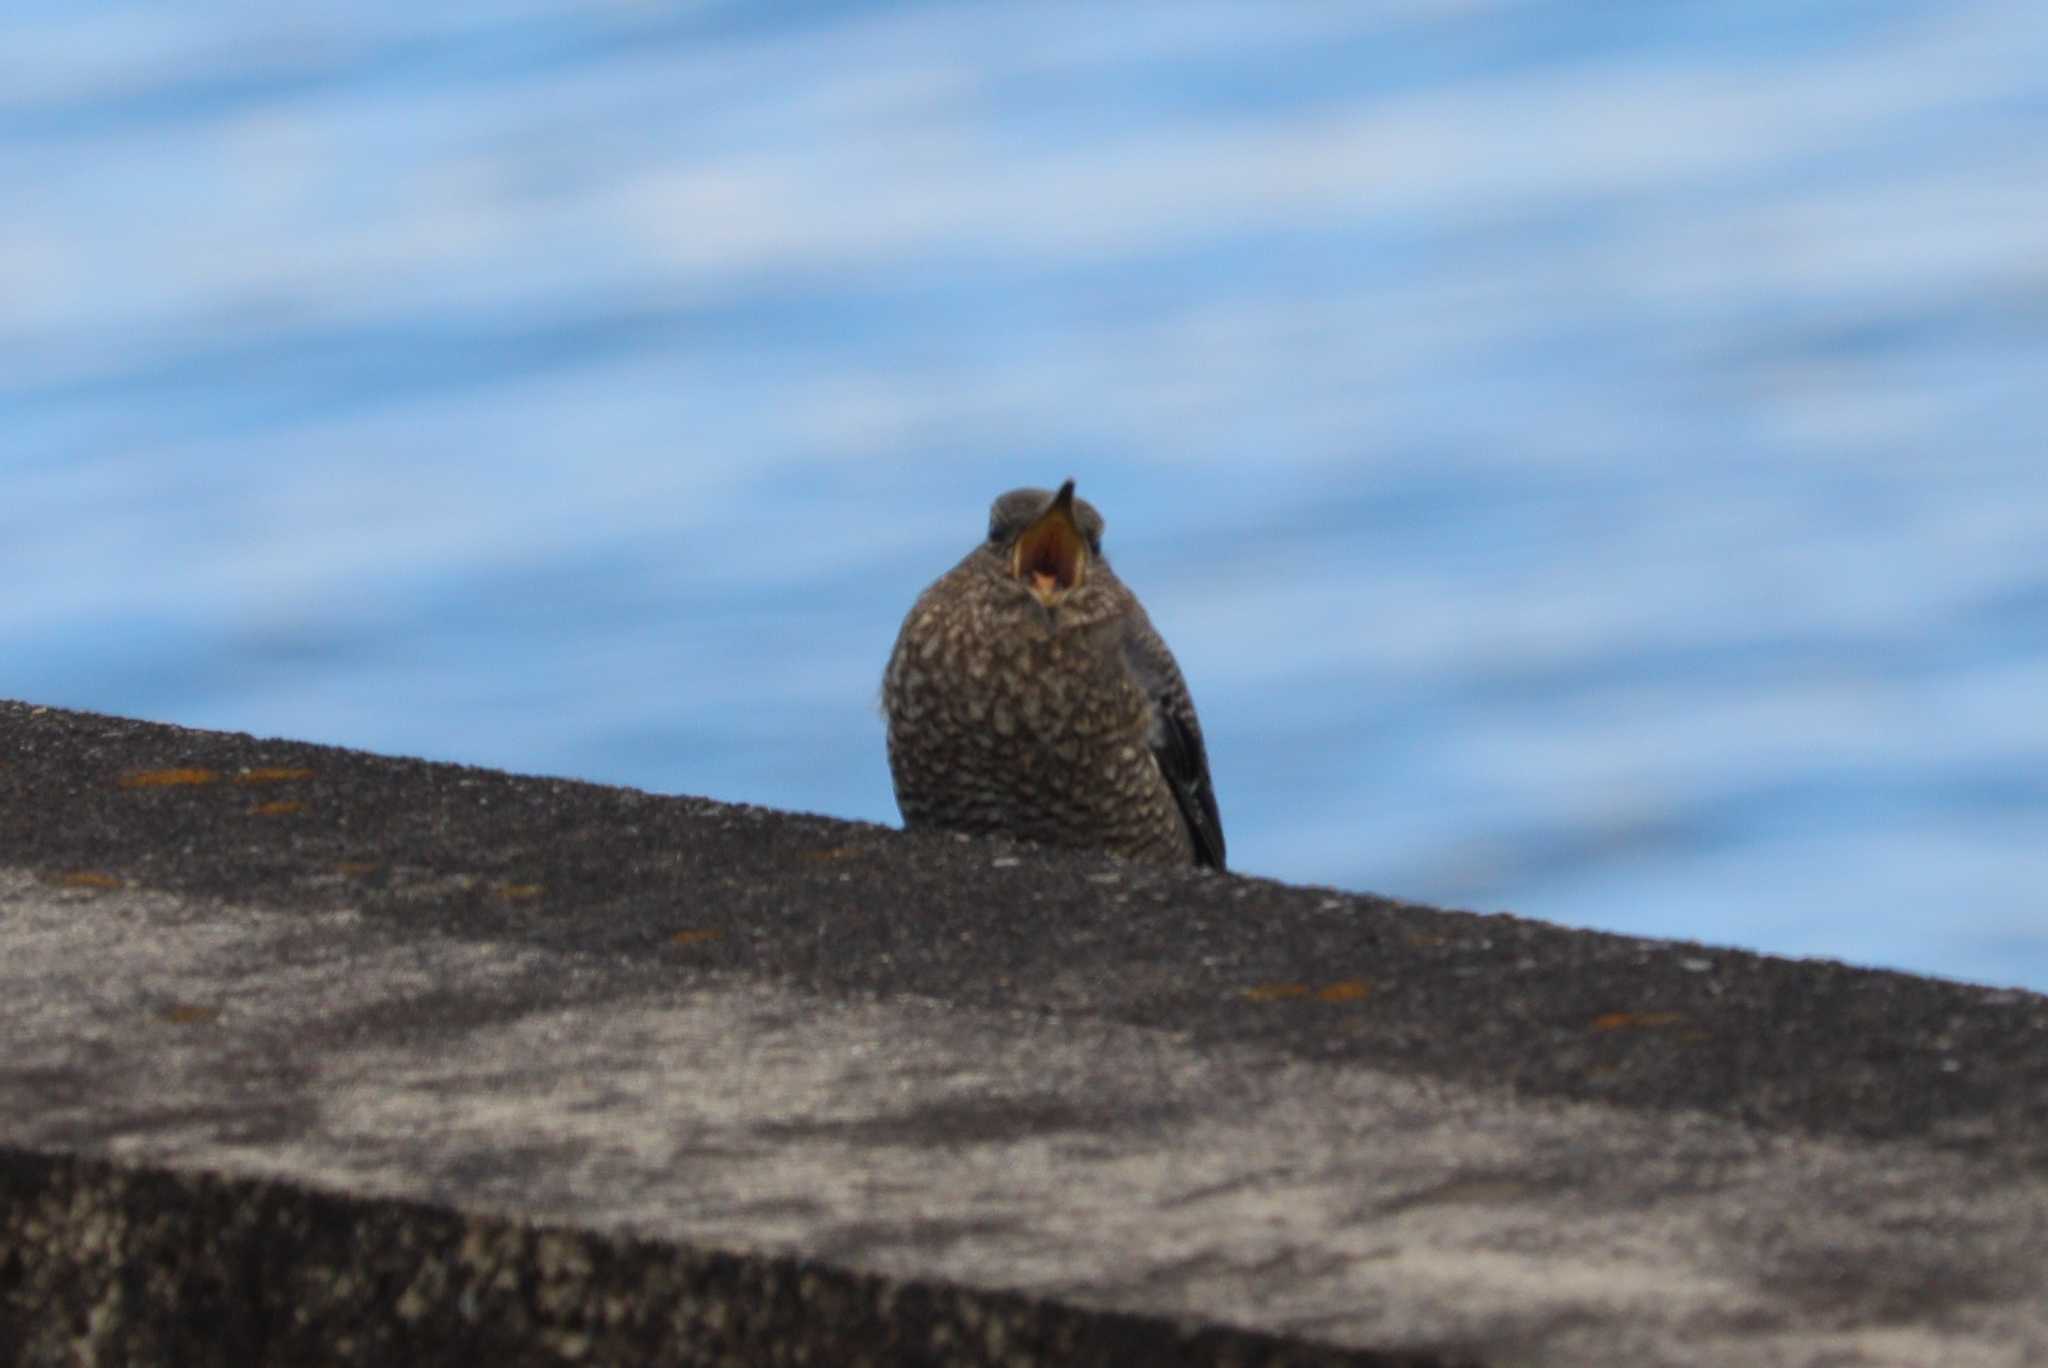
(5, 1, 2045, 987)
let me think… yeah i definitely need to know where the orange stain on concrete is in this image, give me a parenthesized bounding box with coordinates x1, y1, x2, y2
(1590, 1011, 1685, 1033)
(119, 768, 220, 788)
(1246, 980, 1372, 1004)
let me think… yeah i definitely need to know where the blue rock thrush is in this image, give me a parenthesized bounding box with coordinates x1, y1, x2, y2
(883, 480, 1225, 869)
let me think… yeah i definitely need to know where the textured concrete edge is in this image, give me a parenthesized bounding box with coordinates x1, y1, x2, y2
(9, 695, 2048, 1164)
(0, 1144, 1463, 1368)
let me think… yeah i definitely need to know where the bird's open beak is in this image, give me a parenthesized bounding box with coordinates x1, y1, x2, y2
(1011, 480, 1088, 605)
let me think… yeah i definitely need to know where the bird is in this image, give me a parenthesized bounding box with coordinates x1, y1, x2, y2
(882, 480, 1225, 869)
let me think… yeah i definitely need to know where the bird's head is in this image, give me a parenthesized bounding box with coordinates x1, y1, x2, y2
(985, 480, 1105, 607)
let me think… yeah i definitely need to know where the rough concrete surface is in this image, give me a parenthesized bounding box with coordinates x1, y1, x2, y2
(2, 698, 2046, 1366)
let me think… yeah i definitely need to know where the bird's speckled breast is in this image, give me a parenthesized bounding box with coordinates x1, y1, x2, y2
(883, 570, 1192, 863)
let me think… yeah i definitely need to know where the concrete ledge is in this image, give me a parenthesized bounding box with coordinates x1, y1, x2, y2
(4, 1146, 1383, 1368)
(4, 698, 2047, 1366)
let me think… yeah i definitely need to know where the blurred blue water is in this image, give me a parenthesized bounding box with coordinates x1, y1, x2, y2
(5, 1, 2046, 988)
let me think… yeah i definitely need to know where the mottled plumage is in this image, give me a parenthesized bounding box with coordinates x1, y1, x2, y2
(883, 481, 1225, 869)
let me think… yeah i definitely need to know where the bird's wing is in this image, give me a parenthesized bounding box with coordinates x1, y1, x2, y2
(1121, 617, 1226, 870)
